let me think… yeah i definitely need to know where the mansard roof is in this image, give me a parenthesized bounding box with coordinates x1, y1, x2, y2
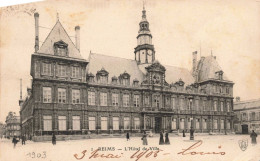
(87, 53, 195, 86)
(196, 55, 229, 82)
(234, 99, 260, 110)
(38, 20, 83, 60)
(86, 53, 144, 84)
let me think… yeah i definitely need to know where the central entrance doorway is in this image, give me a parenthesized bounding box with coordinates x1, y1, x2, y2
(155, 117, 162, 133)
(242, 124, 248, 134)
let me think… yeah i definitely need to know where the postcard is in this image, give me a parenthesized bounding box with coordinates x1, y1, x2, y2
(0, 0, 260, 161)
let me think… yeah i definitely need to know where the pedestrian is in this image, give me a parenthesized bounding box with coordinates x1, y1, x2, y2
(182, 130, 186, 137)
(12, 136, 18, 148)
(21, 135, 26, 145)
(159, 131, 164, 145)
(250, 130, 258, 145)
(126, 132, 130, 141)
(52, 133, 56, 145)
(142, 131, 148, 145)
(165, 131, 170, 145)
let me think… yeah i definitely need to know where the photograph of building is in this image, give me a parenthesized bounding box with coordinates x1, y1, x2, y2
(20, 6, 235, 140)
(5, 112, 20, 138)
(234, 98, 260, 134)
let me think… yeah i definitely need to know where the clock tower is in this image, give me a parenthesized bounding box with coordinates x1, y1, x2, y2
(134, 6, 155, 64)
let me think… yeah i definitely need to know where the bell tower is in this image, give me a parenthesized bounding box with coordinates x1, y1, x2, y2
(134, 5, 155, 64)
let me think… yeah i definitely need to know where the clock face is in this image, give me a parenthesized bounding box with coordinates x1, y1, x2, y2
(147, 50, 152, 56)
(152, 73, 161, 84)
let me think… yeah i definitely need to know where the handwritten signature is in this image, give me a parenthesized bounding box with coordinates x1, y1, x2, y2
(74, 140, 225, 160)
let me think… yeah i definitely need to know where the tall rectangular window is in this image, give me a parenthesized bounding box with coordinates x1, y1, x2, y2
(220, 102, 224, 111)
(58, 88, 66, 103)
(58, 65, 66, 77)
(180, 98, 184, 110)
(88, 91, 95, 105)
(154, 95, 160, 108)
(112, 93, 119, 106)
(43, 87, 52, 103)
(144, 95, 149, 106)
(134, 95, 140, 107)
(113, 117, 119, 130)
(220, 120, 224, 129)
(187, 118, 191, 129)
(214, 120, 218, 129)
(43, 115, 52, 131)
(56, 47, 67, 56)
(226, 120, 230, 129)
(72, 66, 80, 78)
(123, 94, 129, 107)
(227, 102, 230, 112)
(165, 97, 171, 107)
(72, 89, 80, 104)
(58, 116, 66, 131)
(171, 118, 176, 129)
(180, 118, 185, 129)
(214, 101, 217, 111)
(42, 63, 52, 75)
(72, 116, 80, 130)
(134, 117, 140, 129)
(195, 118, 200, 129)
(100, 92, 107, 106)
(124, 117, 130, 130)
(202, 119, 207, 129)
(101, 117, 108, 130)
(195, 100, 199, 111)
(172, 97, 176, 109)
(89, 117, 96, 130)
(203, 100, 207, 111)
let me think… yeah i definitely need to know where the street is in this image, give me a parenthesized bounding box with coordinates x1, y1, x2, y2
(0, 134, 259, 161)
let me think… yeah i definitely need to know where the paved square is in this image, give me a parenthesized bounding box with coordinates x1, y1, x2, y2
(1, 134, 259, 161)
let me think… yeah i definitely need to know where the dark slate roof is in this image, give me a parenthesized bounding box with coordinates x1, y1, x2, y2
(86, 53, 145, 84)
(38, 20, 83, 60)
(234, 99, 260, 110)
(87, 53, 195, 86)
(197, 56, 229, 82)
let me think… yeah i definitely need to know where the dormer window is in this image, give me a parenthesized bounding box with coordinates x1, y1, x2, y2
(133, 78, 139, 87)
(112, 76, 118, 85)
(87, 73, 94, 83)
(215, 70, 224, 80)
(96, 67, 109, 84)
(54, 40, 68, 56)
(119, 71, 130, 86)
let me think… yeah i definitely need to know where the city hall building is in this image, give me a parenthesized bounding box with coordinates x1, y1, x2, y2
(20, 7, 235, 138)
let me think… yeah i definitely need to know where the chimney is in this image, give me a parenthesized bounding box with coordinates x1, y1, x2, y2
(192, 51, 197, 75)
(34, 12, 39, 52)
(236, 97, 240, 102)
(75, 26, 80, 51)
(19, 79, 24, 107)
(214, 56, 216, 59)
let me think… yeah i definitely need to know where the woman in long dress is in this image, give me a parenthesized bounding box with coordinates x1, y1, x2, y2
(142, 131, 148, 145)
(159, 131, 164, 145)
(165, 131, 170, 145)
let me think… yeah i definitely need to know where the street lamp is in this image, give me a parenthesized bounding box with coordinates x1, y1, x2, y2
(189, 97, 194, 140)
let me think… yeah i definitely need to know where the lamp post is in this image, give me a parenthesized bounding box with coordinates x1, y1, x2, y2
(189, 97, 194, 140)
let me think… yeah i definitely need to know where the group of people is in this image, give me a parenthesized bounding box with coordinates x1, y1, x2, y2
(12, 135, 27, 148)
(140, 131, 170, 145)
(159, 131, 170, 145)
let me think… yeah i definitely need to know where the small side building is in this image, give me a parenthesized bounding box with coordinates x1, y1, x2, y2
(234, 98, 260, 134)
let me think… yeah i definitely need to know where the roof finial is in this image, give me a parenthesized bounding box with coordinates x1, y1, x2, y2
(57, 12, 59, 21)
(142, 1, 146, 19)
(143, 0, 145, 10)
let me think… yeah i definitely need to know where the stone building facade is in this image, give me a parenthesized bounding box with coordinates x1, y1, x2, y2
(234, 98, 260, 134)
(20, 7, 235, 138)
(5, 112, 20, 138)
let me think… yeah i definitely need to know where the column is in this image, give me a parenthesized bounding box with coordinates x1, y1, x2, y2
(144, 114, 146, 130)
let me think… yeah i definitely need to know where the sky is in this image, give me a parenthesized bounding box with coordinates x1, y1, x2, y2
(0, 0, 260, 122)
